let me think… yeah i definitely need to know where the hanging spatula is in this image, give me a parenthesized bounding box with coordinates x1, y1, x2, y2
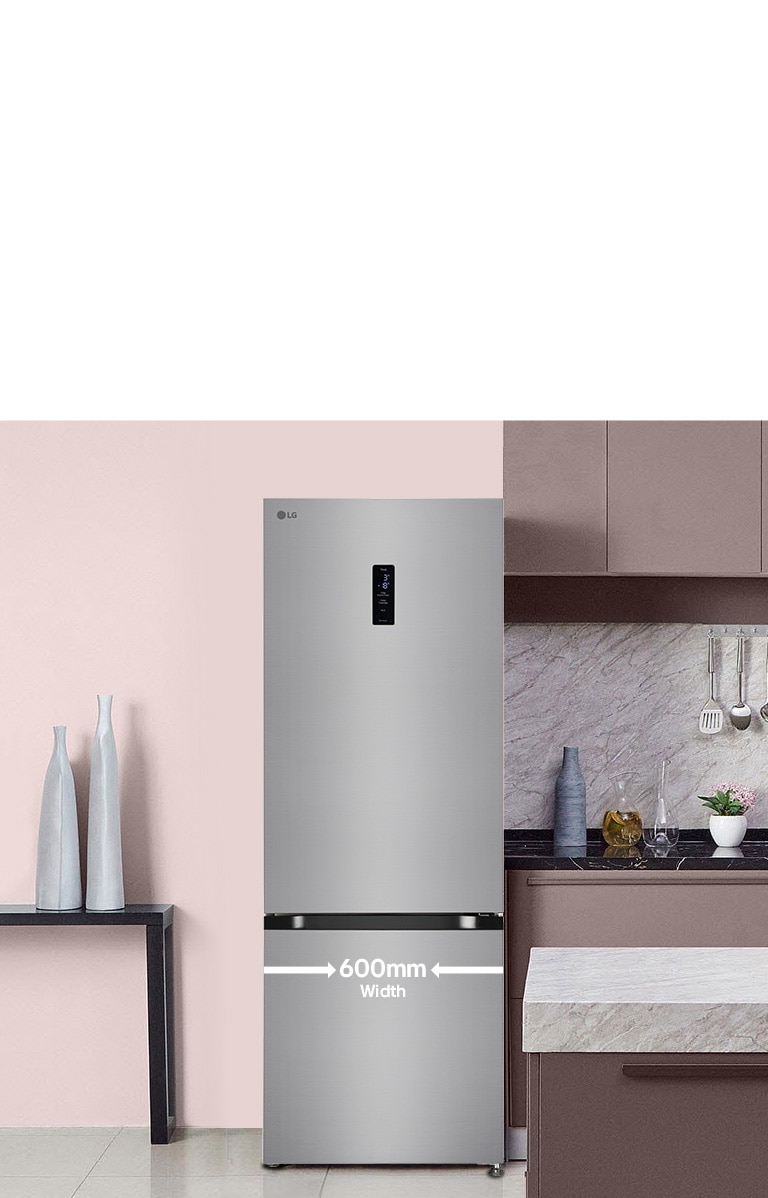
(699, 634, 723, 734)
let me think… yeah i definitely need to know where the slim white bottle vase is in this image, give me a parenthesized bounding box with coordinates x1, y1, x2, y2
(36, 726, 82, 910)
(86, 694, 125, 910)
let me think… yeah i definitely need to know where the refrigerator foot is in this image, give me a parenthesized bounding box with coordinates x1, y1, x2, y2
(263, 1164, 285, 1169)
(488, 1164, 505, 1178)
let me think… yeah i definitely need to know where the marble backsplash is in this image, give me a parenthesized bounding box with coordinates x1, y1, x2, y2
(504, 623, 768, 829)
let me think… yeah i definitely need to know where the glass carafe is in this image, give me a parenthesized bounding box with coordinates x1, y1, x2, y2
(642, 757, 680, 851)
(602, 775, 644, 846)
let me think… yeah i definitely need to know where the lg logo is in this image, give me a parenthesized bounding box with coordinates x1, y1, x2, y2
(276, 510, 297, 520)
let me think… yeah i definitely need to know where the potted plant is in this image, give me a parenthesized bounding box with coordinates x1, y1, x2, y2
(699, 783, 756, 847)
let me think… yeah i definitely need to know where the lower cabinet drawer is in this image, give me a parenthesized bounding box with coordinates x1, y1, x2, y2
(528, 1052, 768, 1198)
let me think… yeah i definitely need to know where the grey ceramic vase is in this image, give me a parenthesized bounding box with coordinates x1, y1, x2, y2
(36, 725, 82, 910)
(553, 746, 587, 848)
(86, 694, 125, 911)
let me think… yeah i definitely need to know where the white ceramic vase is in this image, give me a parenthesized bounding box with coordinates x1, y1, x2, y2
(36, 726, 82, 910)
(86, 694, 125, 910)
(709, 814, 747, 848)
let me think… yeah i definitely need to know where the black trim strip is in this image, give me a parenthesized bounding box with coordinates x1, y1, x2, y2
(264, 913, 503, 931)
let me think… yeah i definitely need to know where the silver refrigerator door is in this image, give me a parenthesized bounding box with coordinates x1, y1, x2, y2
(264, 499, 502, 914)
(263, 928, 504, 1165)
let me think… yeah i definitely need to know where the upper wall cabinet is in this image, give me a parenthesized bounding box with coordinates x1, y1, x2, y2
(505, 420, 766, 576)
(763, 423, 768, 574)
(504, 422, 607, 573)
(607, 421, 762, 575)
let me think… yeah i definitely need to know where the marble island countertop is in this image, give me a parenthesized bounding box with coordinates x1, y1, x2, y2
(523, 946, 768, 1054)
(505, 829, 768, 870)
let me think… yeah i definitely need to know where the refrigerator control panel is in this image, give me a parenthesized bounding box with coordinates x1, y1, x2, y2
(372, 564, 395, 625)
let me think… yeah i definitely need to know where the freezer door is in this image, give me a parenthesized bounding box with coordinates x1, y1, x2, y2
(263, 928, 504, 1165)
(264, 499, 502, 913)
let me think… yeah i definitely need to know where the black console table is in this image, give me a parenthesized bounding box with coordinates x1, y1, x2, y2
(0, 904, 175, 1143)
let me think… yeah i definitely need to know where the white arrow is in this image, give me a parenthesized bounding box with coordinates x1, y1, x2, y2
(431, 963, 503, 978)
(264, 963, 336, 978)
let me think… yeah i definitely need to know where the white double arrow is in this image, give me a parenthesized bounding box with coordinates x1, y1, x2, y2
(264, 963, 502, 979)
(431, 964, 503, 978)
(264, 963, 336, 977)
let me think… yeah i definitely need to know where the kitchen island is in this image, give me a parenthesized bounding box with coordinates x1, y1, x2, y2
(523, 947, 768, 1197)
(504, 843, 768, 1161)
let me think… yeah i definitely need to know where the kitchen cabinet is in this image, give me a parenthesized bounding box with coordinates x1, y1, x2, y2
(763, 422, 768, 572)
(504, 420, 767, 577)
(505, 872, 768, 1131)
(608, 420, 762, 574)
(524, 945, 768, 1197)
(503, 421, 606, 573)
(527, 1051, 768, 1197)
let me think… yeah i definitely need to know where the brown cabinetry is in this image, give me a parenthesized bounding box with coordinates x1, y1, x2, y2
(607, 420, 762, 574)
(763, 422, 768, 572)
(526, 1051, 768, 1198)
(503, 421, 606, 573)
(503, 420, 767, 576)
(506, 872, 768, 1130)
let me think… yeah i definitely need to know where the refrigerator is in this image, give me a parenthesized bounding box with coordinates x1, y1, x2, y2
(263, 498, 504, 1170)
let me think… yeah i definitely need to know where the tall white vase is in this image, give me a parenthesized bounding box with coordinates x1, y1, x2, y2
(36, 725, 82, 911)
(86, 694, 125, 911)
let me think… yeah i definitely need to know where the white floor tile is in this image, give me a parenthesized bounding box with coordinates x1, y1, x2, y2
(0, 1182, 82, 1198)
(0, 1130, 120, 1138)
(0, 1129, 525, 1197)
(260, 1168, 328, 1198)
(322, 1163, 525, 1197)
(75, 1172, 327, 1197)
(0, 1134, 116, 1178)
(89, 1129, 265, 1178)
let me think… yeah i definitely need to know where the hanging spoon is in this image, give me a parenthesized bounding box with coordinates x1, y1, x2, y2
(730, 635, 752, 730)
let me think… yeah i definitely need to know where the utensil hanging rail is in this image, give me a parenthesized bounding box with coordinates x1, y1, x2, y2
(707, 626, 768, 638)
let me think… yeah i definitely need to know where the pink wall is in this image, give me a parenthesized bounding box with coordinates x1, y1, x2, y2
(0, 421, 501, 1127)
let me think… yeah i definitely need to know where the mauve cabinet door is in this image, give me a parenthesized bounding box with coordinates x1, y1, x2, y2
(530, 1052, 768, 1198)
(608, 421, 762, 574)
(503, 422, 606, 572)
(763, 423, 768, 573)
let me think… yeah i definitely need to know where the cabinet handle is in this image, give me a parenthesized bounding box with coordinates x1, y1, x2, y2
(622, 1063, 768, 1080)
(525, 875, 768, 886)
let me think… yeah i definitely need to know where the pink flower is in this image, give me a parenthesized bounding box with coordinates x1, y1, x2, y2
(711, 783, 757, 811)
(730, 785, 757, 810)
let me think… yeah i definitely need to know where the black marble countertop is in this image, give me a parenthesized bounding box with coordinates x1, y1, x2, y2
(505, 829, 768, 870)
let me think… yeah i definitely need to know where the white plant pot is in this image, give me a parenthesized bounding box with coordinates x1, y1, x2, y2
(709, 814, 747, 848)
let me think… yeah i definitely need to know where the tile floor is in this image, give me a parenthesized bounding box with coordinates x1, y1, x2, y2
(0, 1129, 526, 1197)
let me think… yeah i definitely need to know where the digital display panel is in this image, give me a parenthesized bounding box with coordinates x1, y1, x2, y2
(372, 564, 395, 625)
